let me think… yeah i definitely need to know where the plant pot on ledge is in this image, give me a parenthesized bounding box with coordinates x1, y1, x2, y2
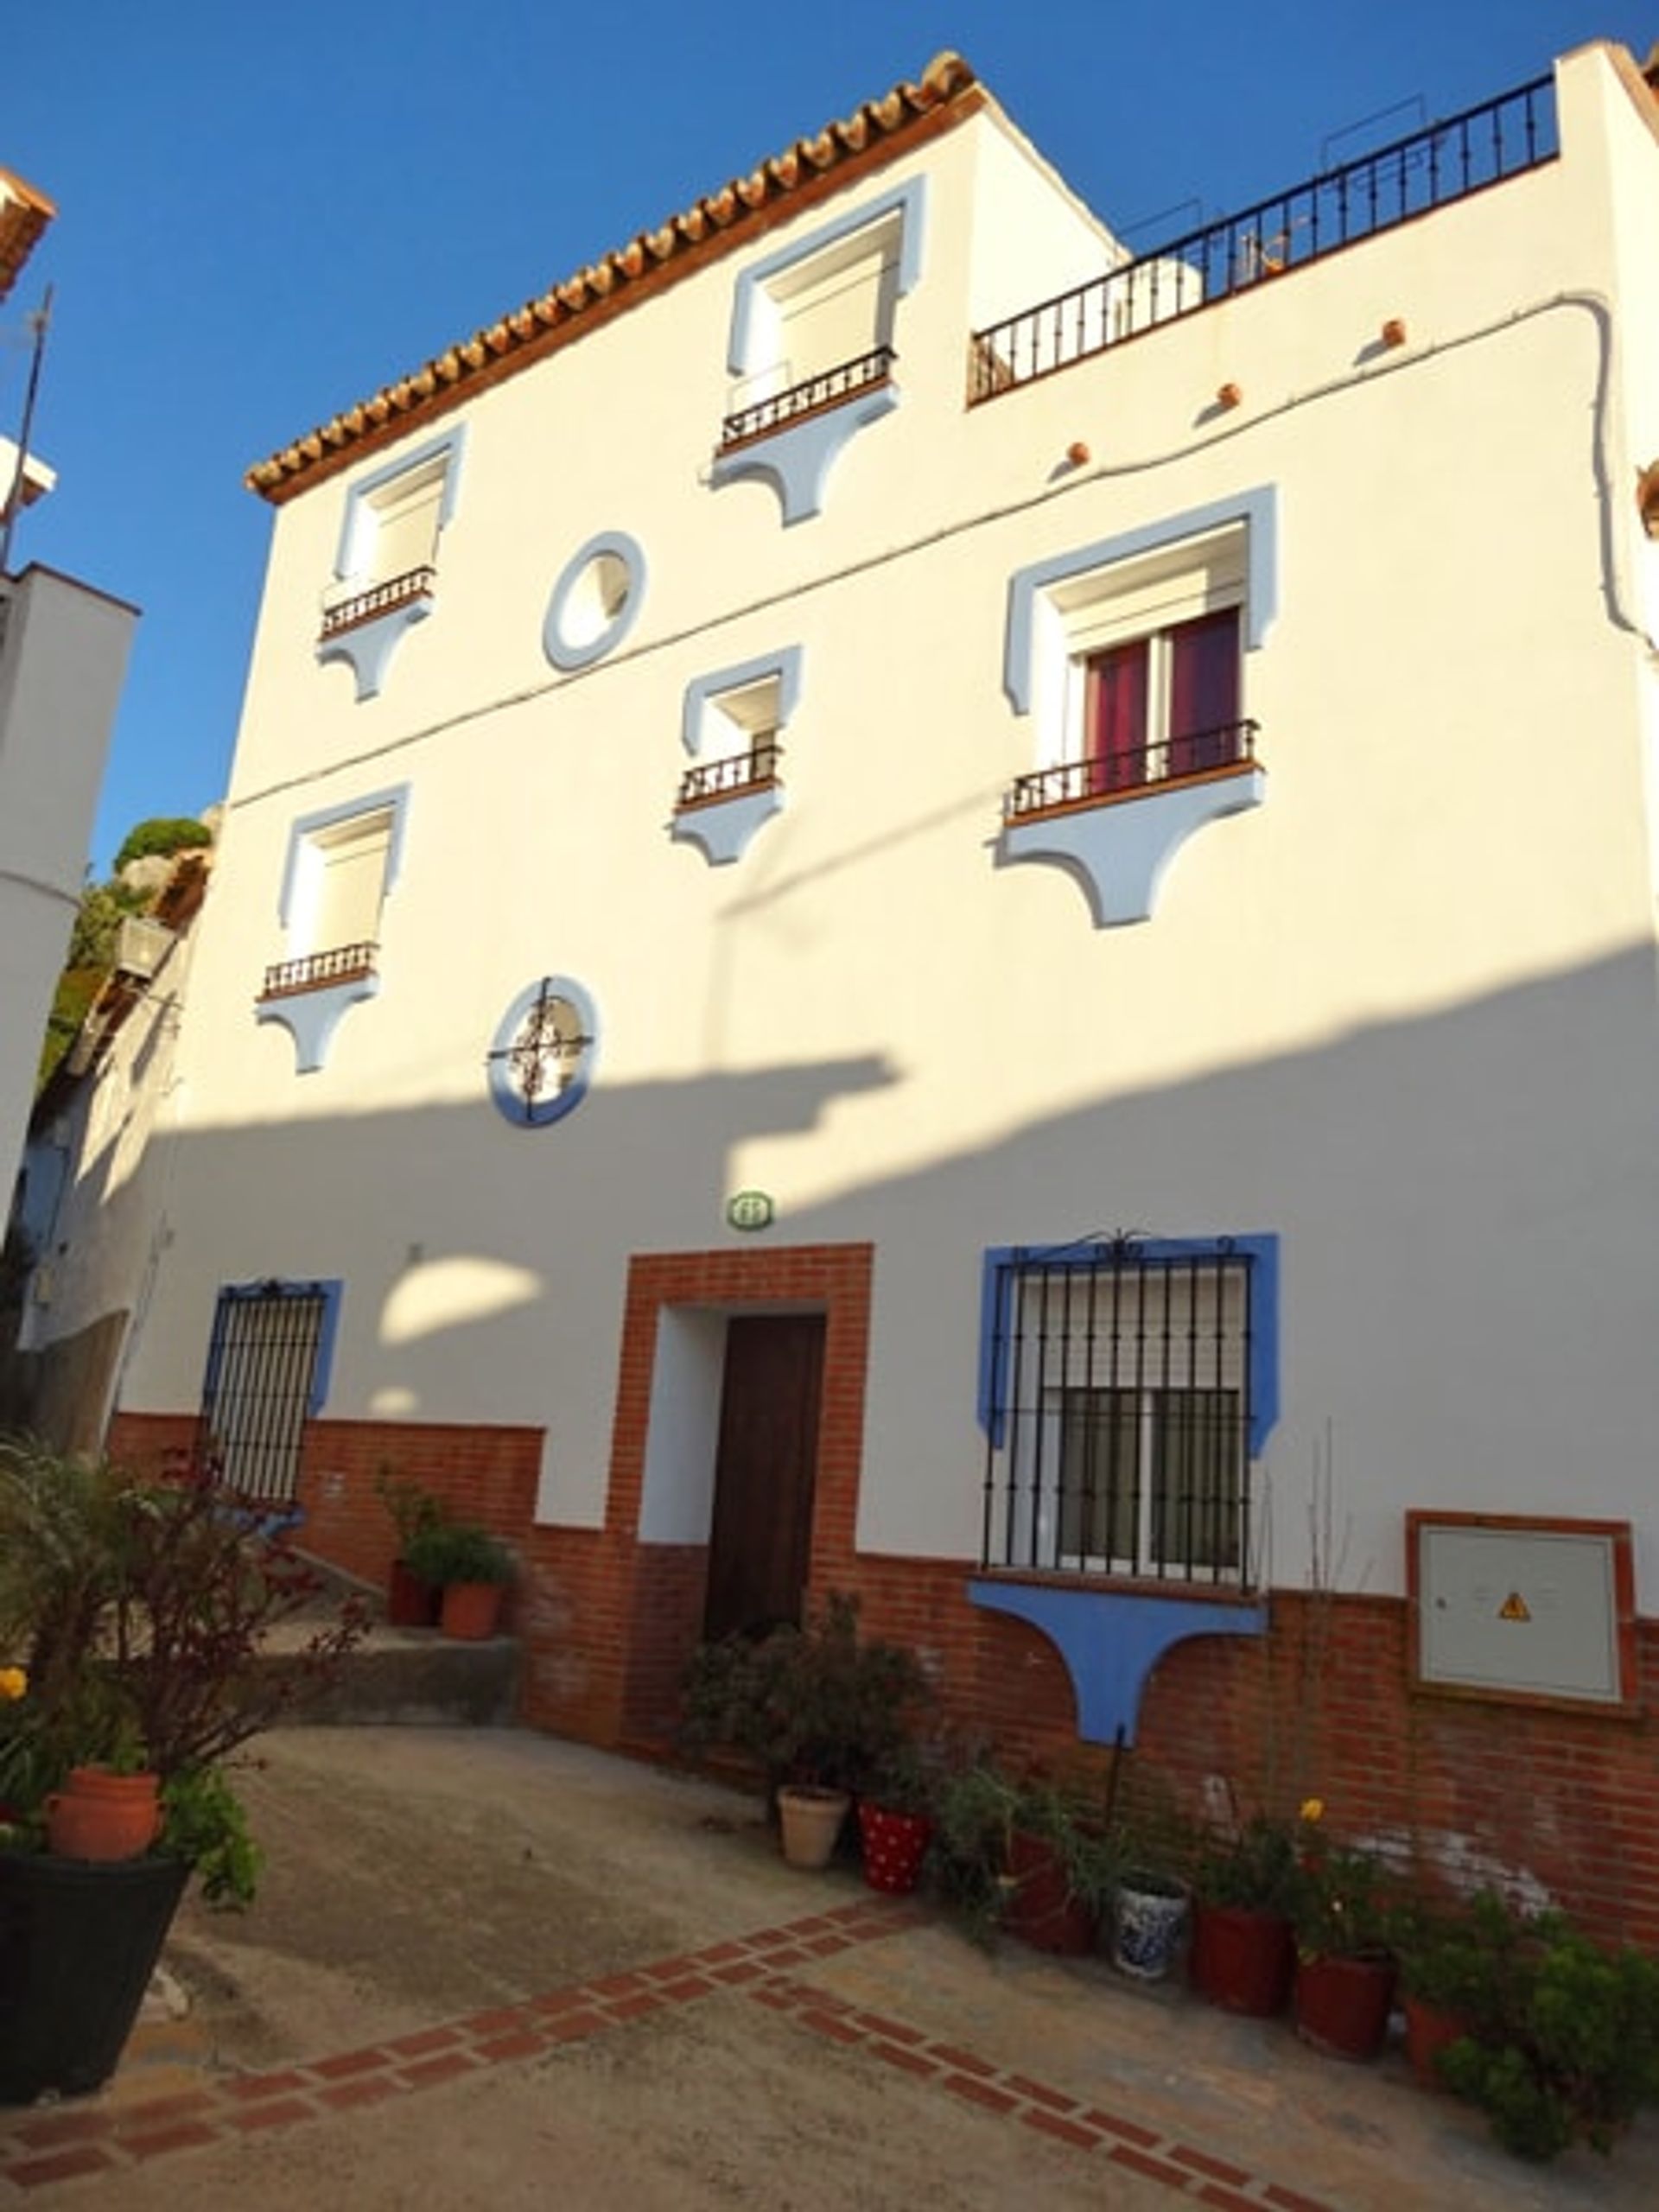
(385, 1556, 442, 1629)
(404, 1521, 516, 1642)
(440, 1580, 506, 1641)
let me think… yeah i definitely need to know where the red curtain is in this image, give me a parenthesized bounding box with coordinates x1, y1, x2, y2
(1167, 608, 1240, 775)
(1085, 638, 1149, 794)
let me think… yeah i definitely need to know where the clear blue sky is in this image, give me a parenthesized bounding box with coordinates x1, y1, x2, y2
(6, 2, 1648, 874)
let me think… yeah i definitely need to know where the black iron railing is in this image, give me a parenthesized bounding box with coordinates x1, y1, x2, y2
(720, 346, 895, 450)
(677, 739, 781, 807)
(982, 1241, 1255, 1586)
(198, 1281, 330, 1505)
(1007, 719, 1258, 821)
(969, 76, 1556, 401)
(318, 565, 436, 639)
(259, 942, 378, 1000)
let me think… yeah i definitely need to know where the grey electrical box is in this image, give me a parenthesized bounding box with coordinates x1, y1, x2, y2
(1411, 1515, 1630, 1707)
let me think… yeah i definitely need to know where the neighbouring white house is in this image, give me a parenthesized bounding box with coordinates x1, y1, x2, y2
(0, 167, 139, 1271)
(52, 38, 1659, 1939)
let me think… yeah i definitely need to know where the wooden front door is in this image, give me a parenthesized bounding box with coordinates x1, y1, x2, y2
(702, 1315, 825, 1641)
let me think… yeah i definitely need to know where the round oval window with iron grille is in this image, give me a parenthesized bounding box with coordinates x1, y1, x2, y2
(486, 976, 598, 1128)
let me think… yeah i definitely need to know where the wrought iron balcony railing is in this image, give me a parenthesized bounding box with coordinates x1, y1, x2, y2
(259, 943, 378, 1000)
(1007, 720, 1259, 821)
(317, 566, 436, 639)
(969, 76, 1556, 402)
(676, 739, 781, 809)
(719, 346, 895, 451)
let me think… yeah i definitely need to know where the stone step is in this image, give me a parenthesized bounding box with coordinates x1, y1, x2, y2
(255, 1557, 520, 1726)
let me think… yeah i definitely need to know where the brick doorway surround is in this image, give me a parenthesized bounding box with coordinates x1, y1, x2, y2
(522, 1243, 874, 1751)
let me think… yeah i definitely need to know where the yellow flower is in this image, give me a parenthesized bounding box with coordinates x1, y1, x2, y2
(1299, 1796, 1325, 1824)
(0, 1667, 26, 1701)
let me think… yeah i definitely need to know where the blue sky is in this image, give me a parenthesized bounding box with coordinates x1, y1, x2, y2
(6, 2, 1648, 873)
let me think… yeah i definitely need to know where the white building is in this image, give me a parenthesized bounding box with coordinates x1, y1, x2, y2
(0, 168, 138, 1261)
(89, 41, 1659, 1940)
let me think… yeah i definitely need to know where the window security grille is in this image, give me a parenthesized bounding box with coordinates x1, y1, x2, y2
(198, 1281, 330, 1503)
(982, 1240, 1254, 1585)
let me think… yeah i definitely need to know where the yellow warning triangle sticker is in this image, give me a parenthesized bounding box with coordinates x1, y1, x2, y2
(1498, 1592, 1531, 1622)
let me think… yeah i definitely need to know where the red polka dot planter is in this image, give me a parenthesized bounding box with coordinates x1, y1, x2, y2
(857, 1801, 934, 1896)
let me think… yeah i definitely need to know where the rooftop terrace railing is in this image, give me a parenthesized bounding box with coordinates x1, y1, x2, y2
(969, 75, 1557, 403)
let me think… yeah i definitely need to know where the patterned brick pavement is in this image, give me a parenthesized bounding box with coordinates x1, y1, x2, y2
(0, 1897, 1337, 2209)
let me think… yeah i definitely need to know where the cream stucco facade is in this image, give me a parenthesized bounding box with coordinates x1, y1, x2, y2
(97, 42, 1659, 1668)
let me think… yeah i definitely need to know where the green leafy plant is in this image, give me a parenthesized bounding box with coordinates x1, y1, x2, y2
(402, 1519, 515, 1587)
(930, 1755, 1122, 1941)
(1192, 1813, 1300, 1913)
(1432, 1904, 1659, 2162)
(159, 1765, 264, 1910)
(1390, 1887, 1523, 2024)
(680, 1591, 930, 1800)
(112, 817, 213, 873)
(1290, 1838, 1397, 1962)
(0, 1439, 365, 1899)
(373, 1466, 449, 1556)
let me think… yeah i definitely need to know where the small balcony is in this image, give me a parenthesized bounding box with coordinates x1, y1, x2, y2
(1007, 719, 1260, 823)
(675, 739, 781, 812)
(259, 942, 378, 1001)
(719, 346, 895, 454)
(317, 566, 436, 642)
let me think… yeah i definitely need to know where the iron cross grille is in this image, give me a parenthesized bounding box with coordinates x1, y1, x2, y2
(487, 978, 594, 1122)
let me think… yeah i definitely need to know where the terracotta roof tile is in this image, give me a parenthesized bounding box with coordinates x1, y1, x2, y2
(245, 53, 981, 504)
(0, 168, 56, 308)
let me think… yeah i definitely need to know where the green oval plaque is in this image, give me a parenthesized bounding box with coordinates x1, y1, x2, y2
(726, 1190, 775, 1232)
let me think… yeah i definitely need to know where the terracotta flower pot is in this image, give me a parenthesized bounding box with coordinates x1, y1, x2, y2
(45, 1767, 162, 1864)
(1294, 1952, 1397, 2062)
(1402, 1993, 1470, 2089)
(777, 1785, 849, 1871)
(386, 1557, 442, 1628)
(857, 1802, 933, 1895)
(1191, 1904, 1295, 2016)
(1003, 1828, 1095, 1955)
(440, 1580, 505, 1641)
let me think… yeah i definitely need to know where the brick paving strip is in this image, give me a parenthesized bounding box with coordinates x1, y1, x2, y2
(0, 1897, 1337, 2211)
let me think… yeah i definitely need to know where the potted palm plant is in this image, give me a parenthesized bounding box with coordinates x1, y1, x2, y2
(0, 1441, 364, 2104)
(931, 1759, 1114, 1953)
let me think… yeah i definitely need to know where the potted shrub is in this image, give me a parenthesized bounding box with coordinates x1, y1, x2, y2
(1189, 1807, 1303, 2016)
(681, 1592, 930, 1871)
(1433, 1903, 1659, 2162)
(404, 1520, 515, 1640)
(1108, 1790, 1196, 1982)
(931, 1759, 1112, 1953)
(373, 1466, 448, 1627)
(856, 1743, 937, 1896)
(1389, 1887, 1516, 2088)
(0, 1441, 364, 2103)
(1289, 1824, 1400, 2061)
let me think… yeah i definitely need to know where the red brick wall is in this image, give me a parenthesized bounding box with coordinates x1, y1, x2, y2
(112, 1255, 1659, 1952)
